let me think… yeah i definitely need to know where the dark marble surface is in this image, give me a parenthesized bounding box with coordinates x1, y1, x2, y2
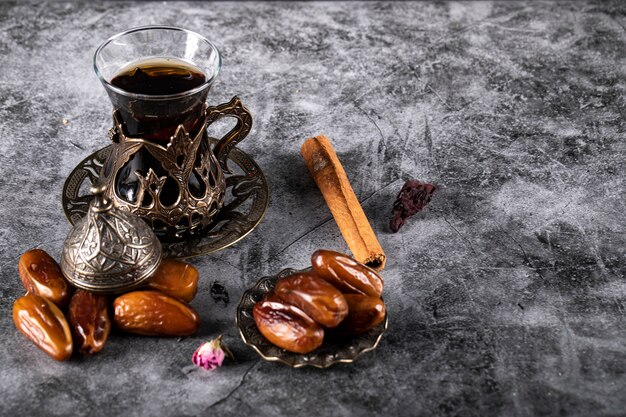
(1, 1, 625, 416)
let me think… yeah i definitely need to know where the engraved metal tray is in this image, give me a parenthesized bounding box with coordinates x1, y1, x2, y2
(62, 139, 268, 259)
(236, 268, 388, 368)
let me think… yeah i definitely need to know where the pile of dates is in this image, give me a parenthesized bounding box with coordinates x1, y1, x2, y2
(253, 250, 386, 354)
(13, 249, 200, 361)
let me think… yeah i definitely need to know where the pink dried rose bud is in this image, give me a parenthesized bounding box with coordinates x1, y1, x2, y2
(192, 335, 233, 371)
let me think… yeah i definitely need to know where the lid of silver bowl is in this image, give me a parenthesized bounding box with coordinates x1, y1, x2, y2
(60, 184, 162, 293)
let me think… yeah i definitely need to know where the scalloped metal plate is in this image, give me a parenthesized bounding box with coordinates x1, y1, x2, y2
(62, 139, 268, 260)
(236, 268, 388, 368)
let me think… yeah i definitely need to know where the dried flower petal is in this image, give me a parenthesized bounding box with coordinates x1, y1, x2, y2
(192, 335, 231, 371)
(390, 180, 437, 232)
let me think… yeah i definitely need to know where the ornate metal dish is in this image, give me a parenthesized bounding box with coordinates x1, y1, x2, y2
(236, 268, 388, 368)
(62, 139, 268, 259)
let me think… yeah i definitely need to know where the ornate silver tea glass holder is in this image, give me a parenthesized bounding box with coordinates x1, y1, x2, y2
(62, 138, 268, 259)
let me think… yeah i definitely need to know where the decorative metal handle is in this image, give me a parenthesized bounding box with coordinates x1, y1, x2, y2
(206, 96, 252, 173)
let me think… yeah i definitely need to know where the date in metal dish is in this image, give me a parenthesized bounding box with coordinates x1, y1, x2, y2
(236, 268, 388, 368)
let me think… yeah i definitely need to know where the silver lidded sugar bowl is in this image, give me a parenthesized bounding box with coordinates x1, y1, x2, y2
(60, 184, 162, 294)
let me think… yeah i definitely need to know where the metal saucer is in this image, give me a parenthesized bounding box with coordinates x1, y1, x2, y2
(236, 268, 388, 368)
(62, 138, 269, 259)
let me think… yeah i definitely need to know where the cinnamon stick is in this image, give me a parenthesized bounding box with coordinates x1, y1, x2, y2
(301, 135, 386, 271)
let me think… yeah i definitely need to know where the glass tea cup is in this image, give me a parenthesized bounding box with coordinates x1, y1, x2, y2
(94, 26, 251, 242)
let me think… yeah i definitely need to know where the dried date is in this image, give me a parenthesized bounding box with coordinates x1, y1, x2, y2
(68, 290, 111, 355)
(253, 294, 324, 353)
(311, 250, 384, 297)
(145, 259, 198, 302)
(334, 294, 386, 336)
(113, 291, 200, 337)
(13, 294, 73, 361)
(274, 271, 348, 328)
(18, 249, 71, 307)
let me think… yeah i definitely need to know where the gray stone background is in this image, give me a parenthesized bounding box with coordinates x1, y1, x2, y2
(0, 1, 625, 416)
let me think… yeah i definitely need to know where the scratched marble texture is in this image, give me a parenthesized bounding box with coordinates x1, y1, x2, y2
(0, 1, 625, 416)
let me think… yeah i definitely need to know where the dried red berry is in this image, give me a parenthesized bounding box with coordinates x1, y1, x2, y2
(389, 180, 437, 232)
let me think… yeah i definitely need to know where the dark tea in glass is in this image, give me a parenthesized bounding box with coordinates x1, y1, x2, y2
(110, 58, 208, 140)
